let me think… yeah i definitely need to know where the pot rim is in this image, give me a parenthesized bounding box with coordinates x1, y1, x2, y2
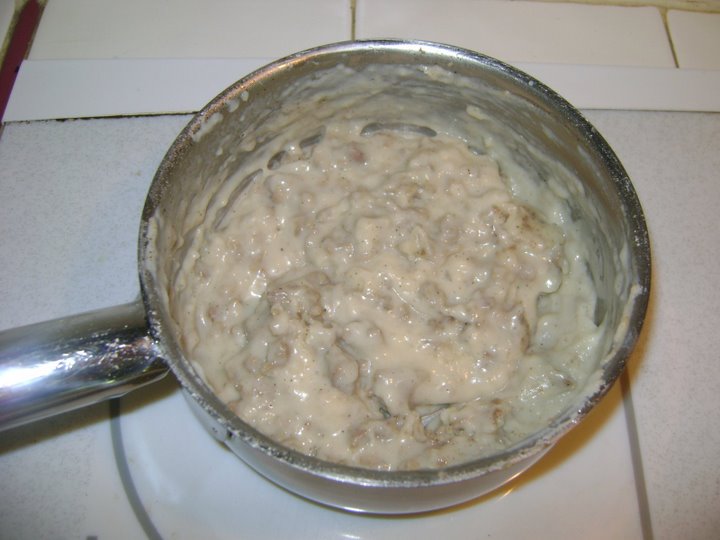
(138, 39, 651, 489)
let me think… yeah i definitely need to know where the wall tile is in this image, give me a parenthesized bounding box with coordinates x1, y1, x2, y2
(357, 0, 675, 67)
(30, 0, 351, 60)
(668, 11, 720, 70)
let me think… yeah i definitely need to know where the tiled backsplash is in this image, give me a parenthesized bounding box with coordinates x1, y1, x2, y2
(2, 0, 719, 122)
(3, 0, 720, 66)
(355, 0, 676, 67)
(27, 0, 351, 60)
(1, 0, 717, 69)
(667, 10, 720, 69)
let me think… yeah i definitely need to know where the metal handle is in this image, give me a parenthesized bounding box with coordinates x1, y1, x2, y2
(0, 300, 169, 431)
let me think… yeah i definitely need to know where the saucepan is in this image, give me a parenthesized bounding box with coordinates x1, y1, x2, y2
(0, 40, 650, 513)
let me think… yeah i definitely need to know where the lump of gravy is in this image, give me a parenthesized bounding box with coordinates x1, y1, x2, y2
(167, 116, 603, 471)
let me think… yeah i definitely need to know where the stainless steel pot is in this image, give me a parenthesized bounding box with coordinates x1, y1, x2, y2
(0, 40, 650, 514)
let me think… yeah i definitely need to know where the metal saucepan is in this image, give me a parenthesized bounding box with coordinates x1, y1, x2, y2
(0, 40, 650, 514)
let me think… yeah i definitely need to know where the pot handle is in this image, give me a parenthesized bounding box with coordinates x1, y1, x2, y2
(0, 300, 169, 432)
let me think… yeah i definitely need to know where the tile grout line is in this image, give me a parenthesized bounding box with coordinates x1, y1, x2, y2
(620, 370, 655, 540)
(350, 0, 357, 40)
(659, 7, 681, 68)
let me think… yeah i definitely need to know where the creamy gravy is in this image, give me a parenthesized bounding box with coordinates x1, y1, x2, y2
(163, 109, 603, 470)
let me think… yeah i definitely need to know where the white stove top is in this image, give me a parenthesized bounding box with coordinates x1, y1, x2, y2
(1, 2, 719, 539)
(0, 103, 648, 540)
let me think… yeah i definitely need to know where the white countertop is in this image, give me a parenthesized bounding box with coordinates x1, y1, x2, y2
(1, 1, 719, 539)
